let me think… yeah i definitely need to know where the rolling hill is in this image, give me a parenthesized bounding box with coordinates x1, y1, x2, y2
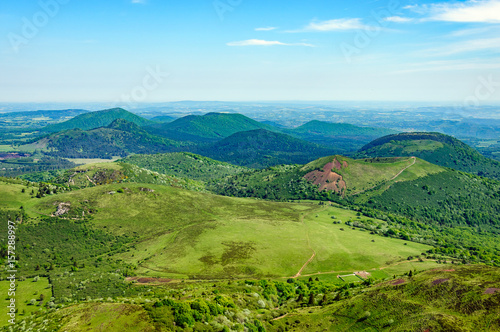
(41, 108, 152, 132)
(27, 119, 182, 158)
(355, 132, 500, 180)
(286, 120, 397, 152)
(119, 152, 248, 181)
(146, 112, 274, 142)
(198, 129, 335, 168)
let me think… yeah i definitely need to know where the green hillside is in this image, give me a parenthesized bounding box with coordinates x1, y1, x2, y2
(212, 155, 500, 266)
(292, 120, 396, 137)
(212, 155, 443, 200)
(199, 129, 334, 168)
(285, 120, 397, 152)
(25, 119, 182, 158)
(356, 132, 500, 180)
(120, 152, 248, 181)
(150, 115, 176, 123)
(146, 112, 274, 142)
(1, 179, 432, 285)
(271, 265, 500, 331)
(42, 108, 152, 132)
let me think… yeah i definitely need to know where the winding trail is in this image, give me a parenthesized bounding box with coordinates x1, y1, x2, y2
(292, 252, 316, 278)
(291, 207, 324, 278)
(350, 156, 416, 196)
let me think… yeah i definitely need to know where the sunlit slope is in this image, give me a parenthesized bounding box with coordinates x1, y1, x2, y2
(28, 183, 430, 279)
(356, 132, 500, 180)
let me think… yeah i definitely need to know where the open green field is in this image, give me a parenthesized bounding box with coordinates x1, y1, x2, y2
(0, 180, 37, 212)
(26, 184, 432, 279)
(65, 157, 121, 165)
(0, 277, 52, 327)
(0, 145, 15, 152)
(301, 207, 431, 274)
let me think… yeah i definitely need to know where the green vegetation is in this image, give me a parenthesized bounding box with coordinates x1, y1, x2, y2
(272, 265, 500, 331)
(356, 132, 500, 180)
(200, 129, 334, 168)
(6, 265, 499, 331)
(147, 112, 274, 142)
(26, 119, 183, 159)
(0, 277, 53, 327)
(0, 155, 76, 178)
(287, 120, 396, 151)
(41, 108, 152, 132)
(120, 152, 248, 181)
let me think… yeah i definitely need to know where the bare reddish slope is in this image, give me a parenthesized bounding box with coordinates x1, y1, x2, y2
(303, 157, 347, 195)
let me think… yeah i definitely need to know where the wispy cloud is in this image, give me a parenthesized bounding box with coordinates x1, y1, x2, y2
(255, 27, 277, 31)
(131, 0, 146, 4)
(409, 0, 500, 23)
(394, 58, 500, 74)
(384, 16, 413, 23)
(423, 37, 500, 56)
(226, 39, 314, 47)
(300, 18, 370, 31)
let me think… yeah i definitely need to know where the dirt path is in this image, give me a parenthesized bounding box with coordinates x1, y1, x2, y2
(86, 174, 96, 186)
(390, 156, 416, 181)
(296, 258, 437, 278)
(350, 157, 416, 196)
(292, 252, 316, 278)
(291, 207, 324, 278)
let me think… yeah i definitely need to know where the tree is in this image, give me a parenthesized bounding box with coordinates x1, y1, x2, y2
(308, 293, 315, 306)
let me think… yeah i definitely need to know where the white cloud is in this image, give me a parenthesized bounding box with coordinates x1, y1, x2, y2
(255, 27, 277, 31)
(131, 0, 146, 4)
(385, 16, 413, 23)
(394, 58, 500, 74)
(411, 0, 500, 23)
(423, 37, 500, 56)
(301, 18, 370, 31)
(226, 39, 314, 47)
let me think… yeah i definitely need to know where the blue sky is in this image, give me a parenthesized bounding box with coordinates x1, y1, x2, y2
(0, 0, 499, 103)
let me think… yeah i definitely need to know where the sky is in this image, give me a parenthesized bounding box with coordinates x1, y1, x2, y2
(0, 0, 500, 103)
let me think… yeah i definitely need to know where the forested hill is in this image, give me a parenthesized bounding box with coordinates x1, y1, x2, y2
(119, 152, 248, 181)
(29, 119, 181, 158)
(198, 129, 334, 168)
(41, 108, 152, 132)
(291, 120, 396, 137)
(285, 120, 397, 152)
(145, 112, 274, 142)
(355, 132, 500, 180)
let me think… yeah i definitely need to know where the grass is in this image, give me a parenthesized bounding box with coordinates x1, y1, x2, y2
(28, 185, 432, 280)
(271, 265, 500, 331)
(24, 302, 156, 331)
(0, 277, 52, 327)
(302, 207, 431, 274)
(0, 181, 36, 212)
(0, 145, 15, 152)
(65, 157, 121, 165)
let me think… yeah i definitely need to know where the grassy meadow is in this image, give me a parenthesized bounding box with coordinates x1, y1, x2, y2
(25, 184, 432, 280)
